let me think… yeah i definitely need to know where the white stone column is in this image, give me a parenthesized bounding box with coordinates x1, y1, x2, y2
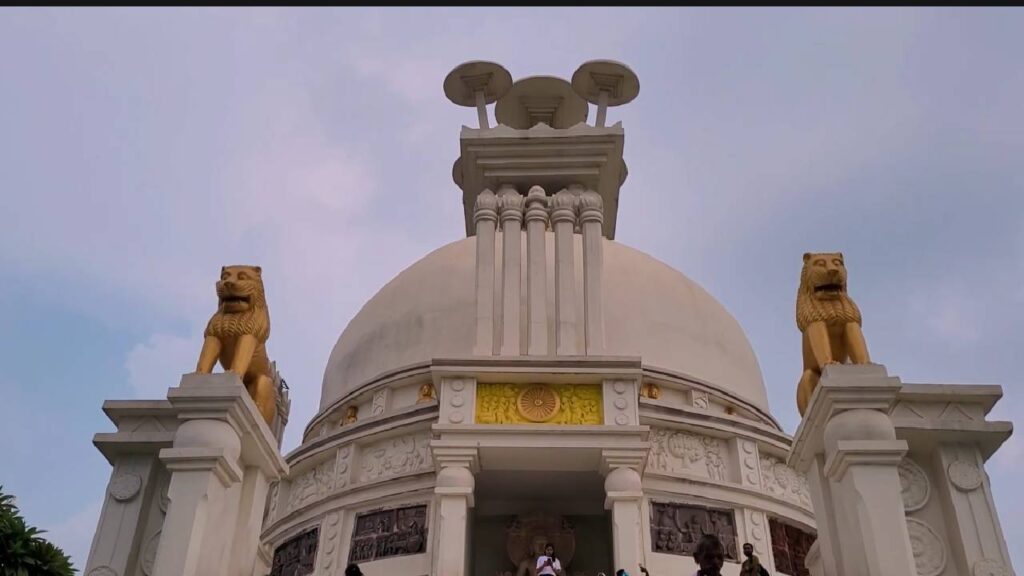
(474, 189, 499, 356)
(152, 373, 288, 576)
(524, 185, 549, 356)
(579, 189, 605, 355)
(605, 467, 644, 575)
(789, 364, 915, 576)
(551, 188, 578, 355)
(85, 401, 178, 576)
(431, 449, 478, 576)
(498, 184, 524, 356)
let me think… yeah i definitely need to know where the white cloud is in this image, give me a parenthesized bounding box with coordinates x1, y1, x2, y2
(46, 499, 103, 572)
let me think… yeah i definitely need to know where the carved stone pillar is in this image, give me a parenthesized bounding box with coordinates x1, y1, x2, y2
(789, 364, 915, 576)
(550, 188, 578, 355)
(473, 189, 499, 355)
(498, 184, 524, 356)
(605, 466, 644, 575)
(524, 185, 549, 355)
(432, 449, 478, 576)
(579, 189, 605, 355)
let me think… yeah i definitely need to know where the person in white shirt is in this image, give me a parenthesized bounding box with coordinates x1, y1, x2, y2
(535, 543, 564, 576)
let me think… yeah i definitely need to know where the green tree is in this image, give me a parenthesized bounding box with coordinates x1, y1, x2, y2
(0, 486, 75, 576)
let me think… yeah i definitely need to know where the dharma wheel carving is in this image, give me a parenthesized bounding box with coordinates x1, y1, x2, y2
(517, 385, 561, 422)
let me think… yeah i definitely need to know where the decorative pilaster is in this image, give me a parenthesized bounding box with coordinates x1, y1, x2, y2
(432, 448, 478, 576)
(604, 466, 644, 576)
(524, 186, 549, 356)
(498, 184, 524, 356)
(579, 189, 605, 355)
(473, 190, 499, 356)
(603, 379, 639, 426)
(551, 188, 578, 355)
(438, 377, 477, 425)
(789, 364, 915, 576)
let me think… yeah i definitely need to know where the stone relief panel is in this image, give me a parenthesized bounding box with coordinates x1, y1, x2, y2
(357, 432, 432, 483)
(898, 457, 931, 511)
(649, 501, 738, 560)
(759, 455, 812, 509)
(270, 527, 319, 576)
(690, 390, 710, 410)
(647, 428, 730, 482)
(348, 504, 428, 564)
(768, 518, 815, 576)
(476, 383, 602, 425)
(906, 518, 947, 576)
(286, 451, 339, 515)
(371, 389, 388, 417)
(948, 459, 984, 492)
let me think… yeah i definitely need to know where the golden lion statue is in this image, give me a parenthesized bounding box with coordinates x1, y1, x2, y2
(796, 252, 870, 416)
(196, 265, 277, 425)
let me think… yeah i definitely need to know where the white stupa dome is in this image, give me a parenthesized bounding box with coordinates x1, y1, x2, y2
(320, 234, 770, 415)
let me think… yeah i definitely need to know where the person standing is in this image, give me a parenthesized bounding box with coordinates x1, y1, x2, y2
(740, 543, 770, 576)
(536, 543, 564, 576)
(692, 534, 726, 576)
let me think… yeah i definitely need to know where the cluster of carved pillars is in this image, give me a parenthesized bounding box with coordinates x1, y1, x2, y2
(473, 184, 605, 357)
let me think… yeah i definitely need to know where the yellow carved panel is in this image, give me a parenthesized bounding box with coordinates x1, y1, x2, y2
(475, 383, 603, 425)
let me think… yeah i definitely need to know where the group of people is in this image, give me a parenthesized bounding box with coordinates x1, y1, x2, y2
(342, 533, 771, 576)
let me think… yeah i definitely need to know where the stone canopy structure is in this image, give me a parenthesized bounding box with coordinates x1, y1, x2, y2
(82, 60, 1016, 576)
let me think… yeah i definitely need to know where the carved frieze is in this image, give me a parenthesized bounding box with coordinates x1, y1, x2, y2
(649, 501, 738, 560)
(476, 383, 602, 425)
(768, 518, 815, 576)
(108, 473, 142, 502)
(759, 456, 812, 509)
(348, 504, 428, 564)
(647, 428, 730, 482)
(948, 460, 984, 492)
(270, 527, 319, 576)
(358, 432, 432, 483)
(287, 455, 337, 514)
(372, 389, 388, 416)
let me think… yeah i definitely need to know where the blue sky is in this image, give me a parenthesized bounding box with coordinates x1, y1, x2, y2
(1, 7, 1022, 571)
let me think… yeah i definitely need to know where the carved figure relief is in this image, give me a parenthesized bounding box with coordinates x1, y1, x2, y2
(691, 390, 710, 410)
(647, 428, 731, 483)
(348, 505, 428, 564)
(906, 518, 947, 576)
(640, 382, 660, 399)
(898, 457, 930, 511)
(417, 382, 436, 403)
(649, 501, 738, 560)
(759, 456, 812, 509)
(358, 433, 432, 483)
(343, 406, 358, 425)
(794, 252, 870, 416)
(270, 527, 319, 576)
(768, 518, 815, 576)
(476, 383, 602, 425)
(266, 481, 280, 524)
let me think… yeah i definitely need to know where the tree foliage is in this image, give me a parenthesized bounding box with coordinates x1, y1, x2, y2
(0, 486, 75, 576)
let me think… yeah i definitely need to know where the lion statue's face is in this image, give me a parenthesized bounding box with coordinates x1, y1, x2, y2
(216, 265, 264, 314)
(802, 252, 848, 301)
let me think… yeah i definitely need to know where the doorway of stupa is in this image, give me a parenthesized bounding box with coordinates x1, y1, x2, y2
(470, 470, 612, 576)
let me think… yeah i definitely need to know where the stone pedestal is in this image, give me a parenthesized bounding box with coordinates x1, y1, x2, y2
(85, 373, 288, 576)
(790, 364, 1017, 576)
(789, 364, 916, 576)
